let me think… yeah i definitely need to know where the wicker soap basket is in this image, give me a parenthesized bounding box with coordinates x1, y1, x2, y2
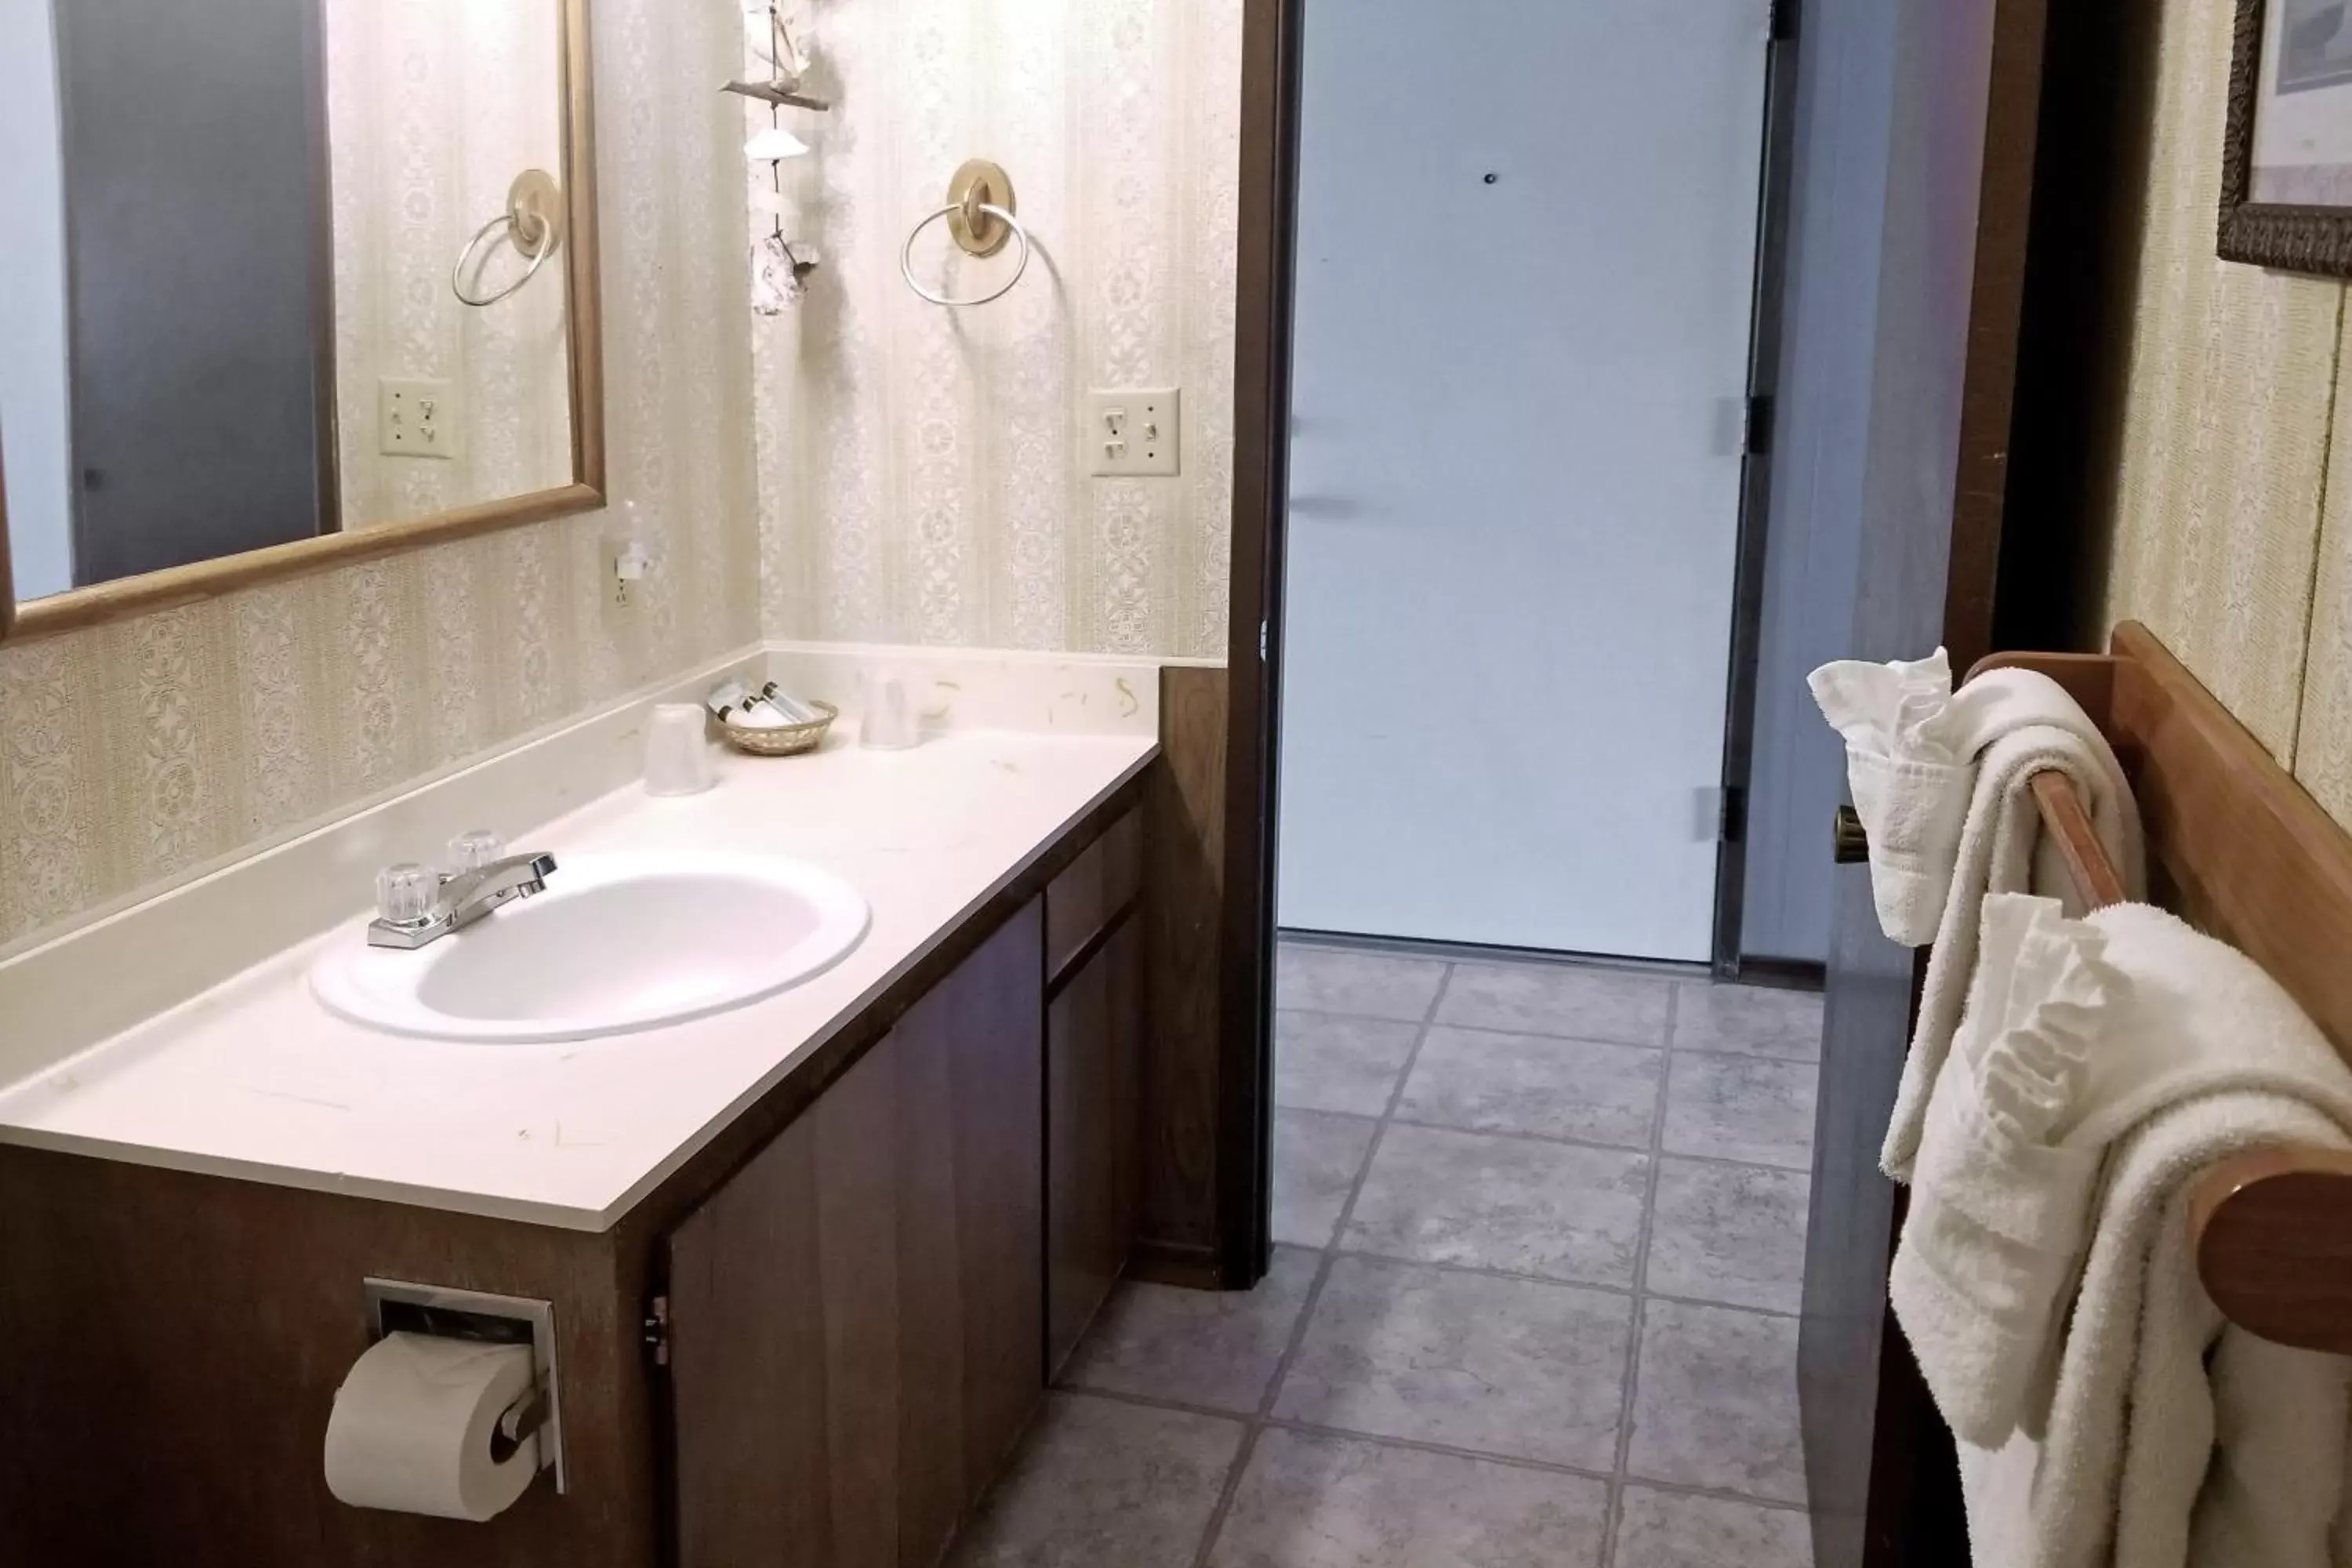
(715, 699, 838, 758)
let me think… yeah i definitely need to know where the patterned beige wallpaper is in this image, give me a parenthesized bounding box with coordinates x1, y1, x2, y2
(2090, 0, 2346, 768)
(0, 0, 759, 955)
(751, 0, 1244, 659)
(2294, 310, 2352, 823)
(327, 0, 575, 528)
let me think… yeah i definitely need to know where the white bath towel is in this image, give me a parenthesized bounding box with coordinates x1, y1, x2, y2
(1887, 898, 2352, 1565)
(1959, 1092, 2352, 1568)
(1877, 686, 2143, 1180)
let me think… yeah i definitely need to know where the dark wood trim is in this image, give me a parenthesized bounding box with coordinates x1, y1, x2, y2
(558, 0, 606, 501)
(1993, 0, 2161, 654)
(1126, 1240, 1229, 1292)
(1143, 667, 1233, 1274)
(2218, 0, 2352, 275)
(1943, 0, 2053, 673)
(0, 436, 14, 641)
(1864, 1, 2055, 1553)
(1046, 901, 1138, 1007)
(1715, 16, 1807, 975)
(1211, 0, 1305, 1293)
(303, 0, 342, 538)
(1730, 956, 1826, 992)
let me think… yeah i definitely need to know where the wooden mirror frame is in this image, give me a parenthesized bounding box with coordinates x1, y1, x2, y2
(0, 0, 603, 646)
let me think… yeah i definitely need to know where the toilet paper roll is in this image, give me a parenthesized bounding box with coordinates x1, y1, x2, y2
(323, 1333, 541, 1523)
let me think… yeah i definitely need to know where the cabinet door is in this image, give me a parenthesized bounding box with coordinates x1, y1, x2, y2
(668, 1044, 898, 1568)
(898, 900, 1046, 1560)
(1046, 916, 1144, 1376)
(666, 902, 1044, 1568)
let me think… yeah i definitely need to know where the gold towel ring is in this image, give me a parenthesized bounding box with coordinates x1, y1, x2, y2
(900, 159, 1031, 309)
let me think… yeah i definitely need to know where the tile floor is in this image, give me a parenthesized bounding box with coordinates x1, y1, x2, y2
(951, 940, 1824, 1568)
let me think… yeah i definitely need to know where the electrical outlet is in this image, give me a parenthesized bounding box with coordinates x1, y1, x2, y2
(379, 378, 459, 460)
(1087, 387, 1181, 477)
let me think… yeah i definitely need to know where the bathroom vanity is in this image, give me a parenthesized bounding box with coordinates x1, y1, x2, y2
(0, 671, 1159, 1568)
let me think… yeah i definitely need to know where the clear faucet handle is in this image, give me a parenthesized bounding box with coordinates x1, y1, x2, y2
(376, 862, 437, 925)
(447, 829, 506, 872)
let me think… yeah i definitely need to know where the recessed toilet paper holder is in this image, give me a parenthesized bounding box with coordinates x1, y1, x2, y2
(364, 1278, 568, 1495)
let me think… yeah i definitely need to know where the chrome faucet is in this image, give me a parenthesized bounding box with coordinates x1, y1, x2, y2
(368, 846, 558, 950)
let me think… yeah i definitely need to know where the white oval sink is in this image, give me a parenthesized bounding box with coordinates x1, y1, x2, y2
(310, 853, 869, 1043)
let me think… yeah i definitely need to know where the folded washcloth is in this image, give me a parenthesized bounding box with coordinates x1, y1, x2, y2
(1890, 898, 2352, 1566)
(1878, 688, 2144, 1179)
(1809, 648, 1973, 945)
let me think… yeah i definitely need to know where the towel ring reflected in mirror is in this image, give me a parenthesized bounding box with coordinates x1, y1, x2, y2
(0, 11, 604, 647)
(454, 169, 568, 309)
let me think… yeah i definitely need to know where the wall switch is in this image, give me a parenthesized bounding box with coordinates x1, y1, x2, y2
(379, 378, 459, 460)
(1087, 387, 1181, 476)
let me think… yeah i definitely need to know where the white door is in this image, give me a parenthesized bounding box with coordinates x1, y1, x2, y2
(1276, 0, 1773, 962)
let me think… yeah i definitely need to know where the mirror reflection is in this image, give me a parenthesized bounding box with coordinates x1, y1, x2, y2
(1, 0, 579, 603)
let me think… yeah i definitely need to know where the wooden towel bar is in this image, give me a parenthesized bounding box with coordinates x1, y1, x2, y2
(1974, 623, 2352, 1356)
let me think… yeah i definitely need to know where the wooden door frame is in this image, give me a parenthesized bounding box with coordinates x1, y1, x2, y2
(1791, 0, 2056, 1557)
(1210, 0, 1805, 1287)
(1212, 0, 1305, 1290)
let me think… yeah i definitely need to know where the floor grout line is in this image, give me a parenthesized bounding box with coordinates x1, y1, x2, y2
(1371, 1112, 1814, 1177)
(1059, 1385, 1813, 1517)
(1186, 1424, 1261, 1568)
(1308, 1248, 1803, 1320)
(1602, 982, 1680, 1568)
(1277, 1004, 1672, 1054)
(1190, 964, 1458, 1567)
(1276, 1018, 1822, 1069)
(1272, 1103, 1815, 1180)
(1320, 964, 1454, 1252)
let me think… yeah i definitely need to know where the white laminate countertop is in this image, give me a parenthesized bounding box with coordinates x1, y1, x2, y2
(0, 729, 1156, 1231)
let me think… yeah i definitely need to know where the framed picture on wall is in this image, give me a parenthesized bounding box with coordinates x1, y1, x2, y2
(2223, 0, 2352, 273)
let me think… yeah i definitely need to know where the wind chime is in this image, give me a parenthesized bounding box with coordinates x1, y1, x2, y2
(724, 5, 827, 314)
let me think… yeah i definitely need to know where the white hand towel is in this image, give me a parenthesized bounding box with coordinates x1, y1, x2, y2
(1890, 893, 2118, 1448)
(1879, 688, 2144, 1179)
(1911, 903, 2352, 1567)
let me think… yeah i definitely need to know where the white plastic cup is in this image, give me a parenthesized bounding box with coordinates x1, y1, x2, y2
(860, 670, 921, 751)
(644, 702, 717, 795)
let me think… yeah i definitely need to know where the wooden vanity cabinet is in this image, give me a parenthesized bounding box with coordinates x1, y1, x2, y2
(662, 803, 1145, 1565)
(666, 901, 1046, 1568)
(0, 788, 1149, 1568)
(1044, 811, 1145, 1375)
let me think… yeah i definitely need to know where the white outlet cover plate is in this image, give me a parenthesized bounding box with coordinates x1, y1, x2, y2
(1087, 387, 1181, 477)
(379, 377, 459, 460)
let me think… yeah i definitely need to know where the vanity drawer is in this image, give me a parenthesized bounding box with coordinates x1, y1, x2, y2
(1045, 808, 1142, 986)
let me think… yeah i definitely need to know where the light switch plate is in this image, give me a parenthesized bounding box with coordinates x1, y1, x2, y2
(1086, 387, 1180, 477)
(379, 378, 459, 460)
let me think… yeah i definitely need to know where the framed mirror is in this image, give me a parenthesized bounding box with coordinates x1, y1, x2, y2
(0, 0, 601, 642)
